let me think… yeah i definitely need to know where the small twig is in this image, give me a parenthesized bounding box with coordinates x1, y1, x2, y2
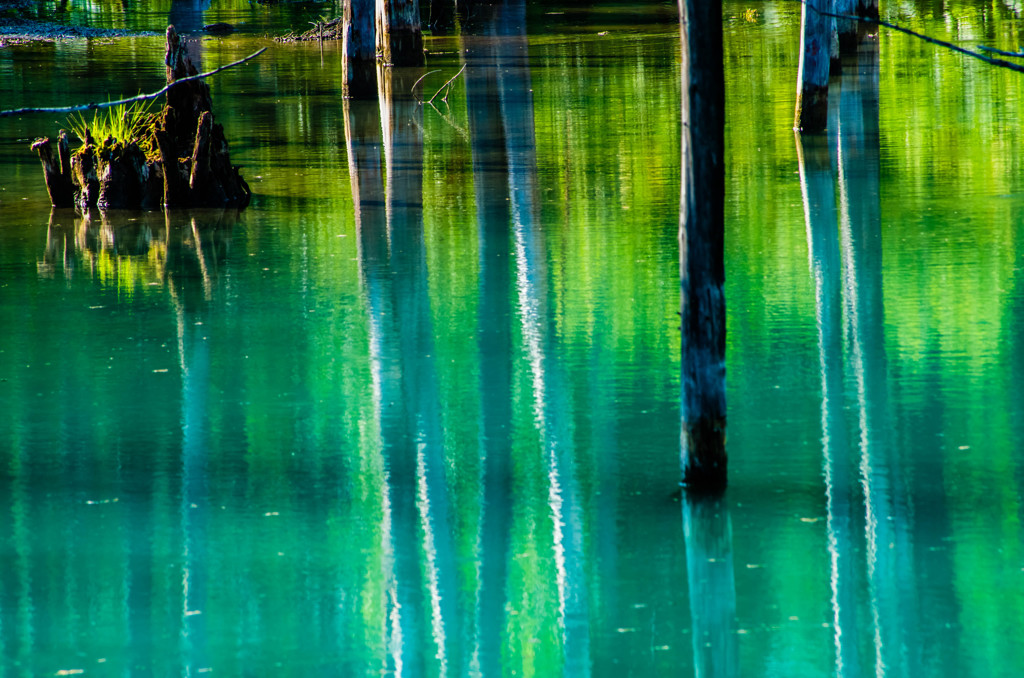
(803, 2, 1024, 75)
(411, 70, 441, 93)
(0, 47, 268, 118)
(411, 69, 441, 103)
(427, 64, 466, 105)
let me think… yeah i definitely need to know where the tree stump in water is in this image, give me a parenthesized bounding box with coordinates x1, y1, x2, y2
(32, 25, 250, 211)
(30, 131, 74, 207)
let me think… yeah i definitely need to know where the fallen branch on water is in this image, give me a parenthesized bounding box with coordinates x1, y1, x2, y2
(803, 2, 1024, 75)
(0, 47, 267, 118)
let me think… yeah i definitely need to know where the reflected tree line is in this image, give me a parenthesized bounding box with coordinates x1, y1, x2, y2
(8, 1, 687, 676)
(797, 40, 920, 677)
(9, 2, 992, 677)
(344, 2, 599, 673)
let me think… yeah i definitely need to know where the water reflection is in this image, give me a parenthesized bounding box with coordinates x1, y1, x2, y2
(682, 494, 738, 678)
(462, 12, 514, 676)
(797, 126, 862, 677)
(797, 40, 923, 677)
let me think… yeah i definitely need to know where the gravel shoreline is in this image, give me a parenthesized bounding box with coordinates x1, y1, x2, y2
(0, 17, 155, 46)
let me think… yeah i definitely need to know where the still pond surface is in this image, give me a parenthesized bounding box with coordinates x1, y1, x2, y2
(2, 0, 1024, 675)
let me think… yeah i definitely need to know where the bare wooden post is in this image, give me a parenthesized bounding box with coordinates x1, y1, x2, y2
(343, 0, 377, 98)
(375, 0, 424, 66)
(795, 0, 832, 133)
(679, 0, 727, 492)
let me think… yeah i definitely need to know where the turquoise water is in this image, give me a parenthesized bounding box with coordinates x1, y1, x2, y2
(2, 1, 1024, 675)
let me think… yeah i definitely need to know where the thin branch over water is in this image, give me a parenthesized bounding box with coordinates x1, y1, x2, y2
(0, 47, 267, 119)
(802, 1, 1024, 74)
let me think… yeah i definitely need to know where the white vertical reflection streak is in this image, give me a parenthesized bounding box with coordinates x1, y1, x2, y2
(800, 129, 859, 677)
(838, 123, 884, 678)
(348, 98, 401, 678)
(800, 136, 844, 672)
(512, 225, 568, 622)
(416, 440, 448, 676)
(367, 314, 401, 678)
(502, 6, 590, 660)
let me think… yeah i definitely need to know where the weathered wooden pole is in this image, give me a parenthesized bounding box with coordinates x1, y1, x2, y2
(375, 0, 424, 66)
(678, 0, 727, 492)
(343, 0, 377, 98)
(795, 0, 832, 133)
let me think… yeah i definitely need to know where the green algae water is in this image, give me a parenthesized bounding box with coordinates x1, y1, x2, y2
(3, 1, 1024, 675)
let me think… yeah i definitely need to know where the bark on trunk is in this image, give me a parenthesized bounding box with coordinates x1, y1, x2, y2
(679, 0, 727, 493)
(375, 0, 424, 66)
(343, 0, 378, 98)
(835, 0, 858, 53)
(795, 0, 832, 133)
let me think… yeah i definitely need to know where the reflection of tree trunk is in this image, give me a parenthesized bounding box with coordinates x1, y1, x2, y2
(346, 97, 413, 678)
(838, 39, 917, 678)
(795, 0, 831, 132)
(797, 129, 862, 677)
(682, 494, 738, 678)
(679, 0, 726, 491)
(172, 277, 210, 673)
(494, 1, 592, 671)
(377, 65, 461, 676)
(462, 18, 513, 675)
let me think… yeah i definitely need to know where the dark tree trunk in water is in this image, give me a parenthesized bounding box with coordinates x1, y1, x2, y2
(375, 0, 425, 66)
(795, 0, 832, 132)
(343, 0, 377, 98)
(678, 0, 727, 492)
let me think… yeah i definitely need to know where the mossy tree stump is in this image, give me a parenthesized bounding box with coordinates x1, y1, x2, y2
(32, 25, 250, 211)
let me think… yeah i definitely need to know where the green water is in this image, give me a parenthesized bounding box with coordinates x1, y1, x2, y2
(2, 1, 1024, 675)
